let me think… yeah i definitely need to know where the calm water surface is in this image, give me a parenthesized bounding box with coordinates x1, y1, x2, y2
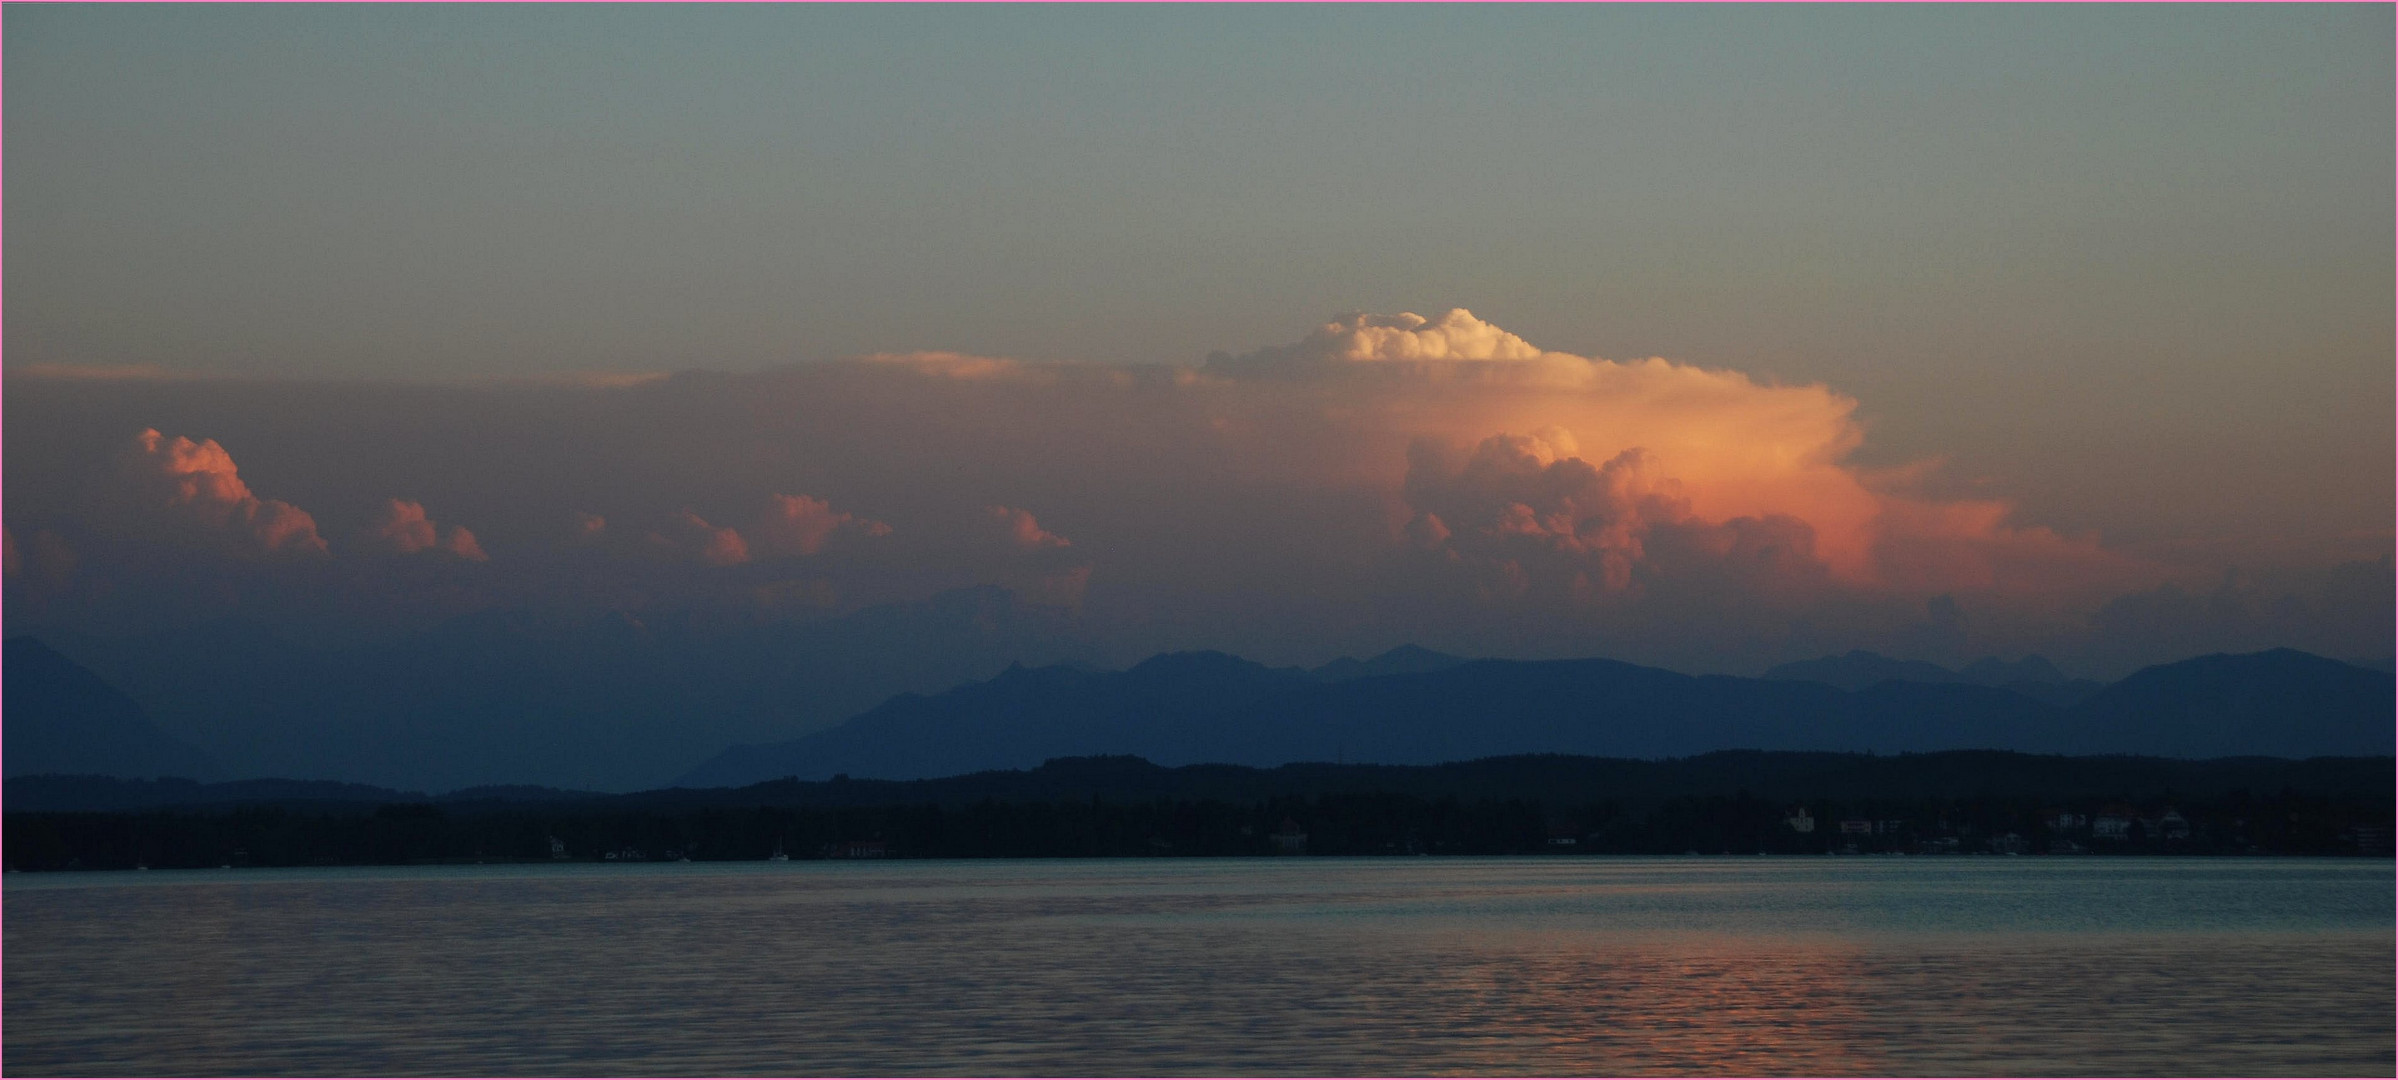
(5, 857, 2390, 1076)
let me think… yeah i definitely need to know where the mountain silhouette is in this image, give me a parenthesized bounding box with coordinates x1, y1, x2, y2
(676, 650, 1314, 787)
(4, 637, 216, 780)
(1309, 645, 1469, 683)
(678, 646, 2390, 786)
(29, 586, 1103, 791)
(2064, 648, 2395, 758)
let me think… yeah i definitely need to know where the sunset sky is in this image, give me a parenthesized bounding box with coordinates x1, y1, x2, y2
(7, 5, 2391, 679)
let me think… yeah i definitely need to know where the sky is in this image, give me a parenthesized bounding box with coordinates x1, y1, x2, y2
(6, 5, 2392, 684)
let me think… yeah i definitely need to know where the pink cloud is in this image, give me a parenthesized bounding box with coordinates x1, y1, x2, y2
(649, 510, 751, 566)
(365, 499, 489, 561)
(753, 494, 889, 557)
(642, 495, 887, 567)
(990, 505, 1071, 550)
(116, 429, 327, 555)
(444, 526, 488, 562)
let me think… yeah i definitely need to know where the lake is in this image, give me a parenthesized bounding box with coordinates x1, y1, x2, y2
(4, 857, 2390, 1075)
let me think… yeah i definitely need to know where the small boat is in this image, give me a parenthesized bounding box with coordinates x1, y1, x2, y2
(768, 840, 790, 862)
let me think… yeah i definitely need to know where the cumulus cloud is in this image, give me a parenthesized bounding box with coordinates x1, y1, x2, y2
(648, 509, 751, 567)
(364, 499, 488, 561)
(990, 506, 1071, 550)
(1190, 310, 1890, 574)
(1194, 309, 2150, 604)
(1403, 431, 1828, 604)
(1209, 309, 1549, 373)
(644, 495, 891, 566)
(570, 511, 607, 542)
(113, 429, 326, 555)
(755, 494, 891, 557)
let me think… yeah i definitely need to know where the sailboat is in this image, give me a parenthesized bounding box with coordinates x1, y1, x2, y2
(768, 839, 790, 862)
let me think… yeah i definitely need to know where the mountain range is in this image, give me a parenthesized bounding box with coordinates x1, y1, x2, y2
(8, 624, 2389, 792)
(676, 645, 2392, 787)
(13, 587, 1101, 791)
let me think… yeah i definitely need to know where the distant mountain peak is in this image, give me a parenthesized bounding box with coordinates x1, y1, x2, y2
(1126, 650, 1275, 678)
(1311, 644, 1469, 683)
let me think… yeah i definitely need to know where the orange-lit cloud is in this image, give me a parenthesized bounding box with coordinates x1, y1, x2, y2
(1402, 432, 1827, 603)
(990, 506, 1071, 551)
(365, 499, 488, 561)
(115, 429, 327, 556)
(755, 494, 890, 557)
(643, 494, 888, 566)
(649, 509, 751, 567)
(1191, 309, 2146, 602)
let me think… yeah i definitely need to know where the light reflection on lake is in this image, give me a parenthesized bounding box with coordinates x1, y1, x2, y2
(5, 857, 2390, 1076)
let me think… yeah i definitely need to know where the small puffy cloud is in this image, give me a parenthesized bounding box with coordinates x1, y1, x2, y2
(570, 511, 607, 542)
(368, 500, 437, 553)
(114, 429, 326, 556)
(754, 494, 890, 558)
(446, 527, 488, 562)
(643, 495, 887, 567)
(990, 505, 1071, 550)
(648, 509, 751, 567)
(364, 499, 489, 561)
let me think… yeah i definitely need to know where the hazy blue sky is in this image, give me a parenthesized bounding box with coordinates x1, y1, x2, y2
(5, 5, 2390, 681)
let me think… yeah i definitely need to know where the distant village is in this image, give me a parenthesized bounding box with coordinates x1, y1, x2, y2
(1772, 804, 2290, 856)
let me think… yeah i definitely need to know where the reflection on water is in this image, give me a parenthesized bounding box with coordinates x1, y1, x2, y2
(5, 858, 2390, 1076)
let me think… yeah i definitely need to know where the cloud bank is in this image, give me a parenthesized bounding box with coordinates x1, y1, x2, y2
(4, 310, 2372, 675)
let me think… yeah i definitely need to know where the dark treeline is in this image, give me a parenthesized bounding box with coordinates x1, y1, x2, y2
(8, 783, 2390, 870)
(12, 749, 2393, 814)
